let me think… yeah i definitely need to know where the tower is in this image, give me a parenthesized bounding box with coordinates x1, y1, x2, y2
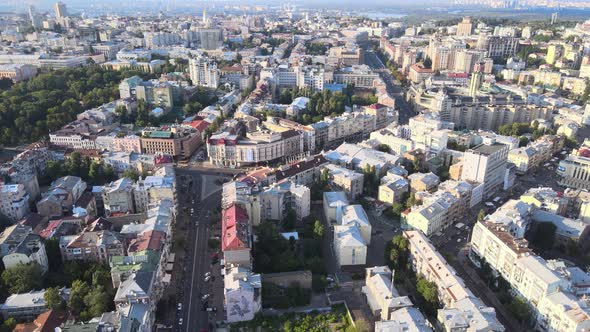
(54, 1, 67, 19)
(469, 64, 483, 97)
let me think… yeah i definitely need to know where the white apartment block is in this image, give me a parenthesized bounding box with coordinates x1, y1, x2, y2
(461, 142, 509, 199)
(470, 200, 590, 332)
(404, 230, 503, 330)
(224, 266, 261, 323)
(189, 57, 219, 88)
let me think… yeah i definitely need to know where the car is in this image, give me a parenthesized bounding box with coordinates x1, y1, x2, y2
(205, 272, 211, 277)
(178, 318, 183, 326)
(326, 276, 335, 282)
(204, 275, 211, 282)
(201, 294, 210, 301)
(177, 303, 182, 310)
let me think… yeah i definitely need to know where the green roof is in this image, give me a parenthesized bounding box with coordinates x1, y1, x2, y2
(149, 131, 172, 138)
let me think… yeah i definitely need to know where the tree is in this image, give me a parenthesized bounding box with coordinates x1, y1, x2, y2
(416, 276, 439, 316)
(423, 57, 432, 69)
(122, 169, 141, 181)
(320, 168, 329, 183)
(529, 222, 556, 251)
(406, 192, 417, 208)
(508, 296, 531, 325)
(376, 144, 391, 153)
(283, 208, 297, 230)
(68, 280, 90, 313)
(84, 285, 110, 319)
(390, 201, 404, 216)
(1, 318, 16, 332)
(313, 220, 325, 239)
(477, 209, 486, 222)
(44, 287, 65, 310)
(2, 263, 43, 293)
(519, 136, 529, 147)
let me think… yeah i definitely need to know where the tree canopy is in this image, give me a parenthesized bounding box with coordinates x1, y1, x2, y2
(0, 65, 154, 146)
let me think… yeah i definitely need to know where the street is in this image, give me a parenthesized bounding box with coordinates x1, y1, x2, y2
(364, 49, 414, 125)
(173, 168, 230, 332)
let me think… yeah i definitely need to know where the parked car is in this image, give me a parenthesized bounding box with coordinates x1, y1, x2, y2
(201, 294, 210, 301)
(178, 318, 183, 326)
(204, 275, 211, 282)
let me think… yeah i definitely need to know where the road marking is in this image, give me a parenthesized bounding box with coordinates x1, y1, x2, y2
(187, 189, 201, 332)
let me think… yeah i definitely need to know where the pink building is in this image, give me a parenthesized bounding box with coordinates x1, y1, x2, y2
(113, 135, 142, 153)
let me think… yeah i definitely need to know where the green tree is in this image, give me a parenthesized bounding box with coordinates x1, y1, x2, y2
(44, 287, 65, 310)
(406, 192, 417, 208)
(122, 169, 141, 181)
(507, 296, 531, 325)
(477, 209, 486, 222)
(84, 285, 110, 318)
(68, 280, 90, 313)
(1, 263, 43, 293)
(283, 208, 297, 230)
(391, 202, 404, 217)
(320, 168, 329, 183)
(423, 57, 432, 69)
(313, 220, 325, 239)
(1, 318, 16, 332)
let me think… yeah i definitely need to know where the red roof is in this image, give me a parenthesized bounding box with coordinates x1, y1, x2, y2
(221, 204, 249, 251)
(39, 220, 62, 239)
(410, 64, 433, 73)
(448, 72, 469, 78)
(128, 230, 166, 252)
(365, 103, 387, 109)
(186, 120, 210, 133)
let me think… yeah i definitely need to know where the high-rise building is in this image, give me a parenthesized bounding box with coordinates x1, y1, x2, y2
(54, 1, 67, 19)
(461, 142, 509, 199)
(198, 28, 223, 50)
(188, 57, 219, 88)
(469, 66, 483, 97)
(457, 17, 474, 37)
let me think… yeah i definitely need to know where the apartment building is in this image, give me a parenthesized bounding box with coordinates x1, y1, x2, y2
(470, 203, 590, 331)
(61, 230, 124, 263)
(448, 103, 553, 132)
(461, 142, 509, 199)
(221, 204, 252, 268)
(0, 184, 30, 222)
(403, 191, 459, 236)
(322, 164, 364, 200)
(408, 172, 440, 193)
(378, 175, 409, 205)
(404, 230, 504, 330)
(188, 57, 219, 88)
(224, 266, 261, 323)
(100, 178, 135, 216)
(363, 266, 415, 321)
(0, 225, 48, 273)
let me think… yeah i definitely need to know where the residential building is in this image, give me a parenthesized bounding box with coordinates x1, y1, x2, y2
(0, 184, 30, 222)
(461, 142, 509, 199)
(322, 164, 364, 200)
(457, 17, 474, 37)
(378, 175, 409, 205)
(221, 204, 252, 268)
(61, 230, 124, 263)
(323, 192, 349, 223)
(363, 266, 414, 320)
(188, 57, 219, 88)
(101, 178, 135, 216)
(224, 266, 261, 323)
(404, 230, 503, 330)
(408, 172, 440, 193)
